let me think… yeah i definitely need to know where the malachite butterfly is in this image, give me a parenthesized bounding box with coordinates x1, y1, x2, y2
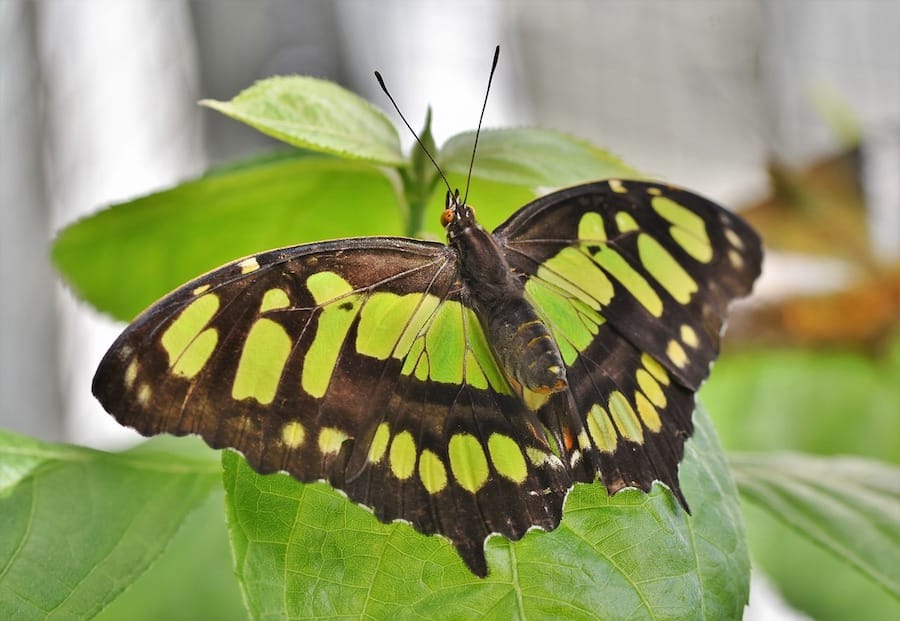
(94, 45, 761, 577)
(93, 175, 762, 577)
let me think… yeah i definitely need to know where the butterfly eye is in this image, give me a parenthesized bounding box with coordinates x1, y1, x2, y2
(468, 207, 476, 219)
(441, 209, 455, 227)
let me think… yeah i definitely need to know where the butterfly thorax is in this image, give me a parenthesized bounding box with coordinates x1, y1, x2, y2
(443, 193, 567, 408)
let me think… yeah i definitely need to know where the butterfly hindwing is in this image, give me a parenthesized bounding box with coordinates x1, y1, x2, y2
(497, 179, 762, 504)
(93, 237, 572, 577)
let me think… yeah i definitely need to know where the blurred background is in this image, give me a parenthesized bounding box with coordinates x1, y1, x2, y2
(2, 1, 898, 619)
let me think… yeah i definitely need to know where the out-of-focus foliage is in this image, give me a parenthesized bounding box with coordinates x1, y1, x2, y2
(702, 147, 900, 620)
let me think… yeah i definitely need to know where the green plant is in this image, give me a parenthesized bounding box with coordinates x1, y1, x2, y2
(1, 76, 896, 620)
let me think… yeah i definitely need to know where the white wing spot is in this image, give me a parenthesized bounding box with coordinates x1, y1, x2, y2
(680, 324, 699, 349)
(281, 422, 306, 448)
(725, 228, 744, 249)
(238, 257, 260, 274)
(136, 384, 152, 407)
(608, 179, 627, 193)
(124, 359, 139, 389)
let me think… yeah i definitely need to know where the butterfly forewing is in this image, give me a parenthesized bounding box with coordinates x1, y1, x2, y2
(94, 237, 573, 577)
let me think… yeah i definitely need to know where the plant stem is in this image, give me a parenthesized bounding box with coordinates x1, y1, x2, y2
(401, 108, 439, 238)
(406, 193, 427, 238)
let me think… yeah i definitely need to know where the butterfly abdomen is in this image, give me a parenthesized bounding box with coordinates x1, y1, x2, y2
(448, 201, 567, 406)
(482, 298, 567, 399)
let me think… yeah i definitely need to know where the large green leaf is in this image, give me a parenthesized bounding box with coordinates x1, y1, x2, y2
(52, 154, 403, 321)
(222, 407, 748, 620)
(0, 431, 220, 620)
(731, 452, 900, 601)
(201, 76, 405, 166)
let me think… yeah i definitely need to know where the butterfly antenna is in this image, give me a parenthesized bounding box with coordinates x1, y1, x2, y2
(462, 45, 500, 206)
(374, 70, 453, 197)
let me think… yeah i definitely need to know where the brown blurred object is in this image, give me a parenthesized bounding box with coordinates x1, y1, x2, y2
(730, 148, 900, 350)
(735, 267, 900, 349)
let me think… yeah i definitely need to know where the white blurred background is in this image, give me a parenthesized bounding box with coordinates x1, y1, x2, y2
(2, 2, 897, 618)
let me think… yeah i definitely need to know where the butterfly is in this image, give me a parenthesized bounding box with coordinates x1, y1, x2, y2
(93, 177, 762, 577)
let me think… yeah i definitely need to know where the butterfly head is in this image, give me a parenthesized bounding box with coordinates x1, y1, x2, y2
(441, 190, 479, 241)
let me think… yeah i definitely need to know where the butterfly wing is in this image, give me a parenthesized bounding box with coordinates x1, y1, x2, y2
(93, 237, 572, 577)
(494, 179, 762, 503)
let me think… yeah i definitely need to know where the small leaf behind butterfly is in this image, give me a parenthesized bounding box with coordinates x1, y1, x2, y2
(201, 76, 406, 166)
(439, 128, 639, 189)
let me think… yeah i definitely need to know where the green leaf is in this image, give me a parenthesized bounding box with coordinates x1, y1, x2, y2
(731, 452, 900, 600)
(52, 154, 404, 320)
(0, 431, 220, 620)
(410, 130, 640, 238)
(439, 128, 639, 189)
(222, 407, 748, 620)
(201, 76, 405, 166)
(701, 341, 900, 619)
(700, 345, 900, 462)
(416, 175, 546, 239)
(94, 488, 244, 621)
(402, 108, 440, 237)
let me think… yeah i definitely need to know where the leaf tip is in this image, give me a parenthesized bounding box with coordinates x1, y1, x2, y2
(198, 98, 227, 112)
